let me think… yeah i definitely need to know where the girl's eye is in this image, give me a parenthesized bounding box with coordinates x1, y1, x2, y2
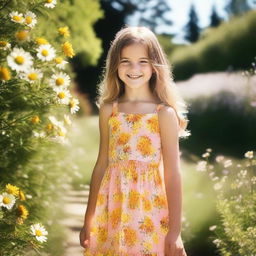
(140, 61, 148, 64)
(120, 60, 129, 64)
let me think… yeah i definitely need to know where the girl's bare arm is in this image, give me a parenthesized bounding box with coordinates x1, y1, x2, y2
(158, 106, 182, 236)
(83, 103, 112, 226)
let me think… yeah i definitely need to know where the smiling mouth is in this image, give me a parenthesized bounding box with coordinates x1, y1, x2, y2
(127, 74, 142, 79)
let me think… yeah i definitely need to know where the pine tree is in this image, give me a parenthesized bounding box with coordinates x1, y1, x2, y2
(210, 5, 222, 27)
(184, 4, 201, 43)
(225, 0, 252, 17)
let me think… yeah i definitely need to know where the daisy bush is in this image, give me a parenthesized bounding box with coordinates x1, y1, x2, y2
(0, 1, 83, 255)
(196, 149, 256, 256)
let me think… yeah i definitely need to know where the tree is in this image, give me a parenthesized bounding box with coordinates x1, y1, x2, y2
(134, 0, 172, 34)
(210, 5, 222, 27)
(225, 0, 252, 17)
(184, 4, 201, 43)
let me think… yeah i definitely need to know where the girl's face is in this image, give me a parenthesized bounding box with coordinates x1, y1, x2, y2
(117, 43, 153, 90)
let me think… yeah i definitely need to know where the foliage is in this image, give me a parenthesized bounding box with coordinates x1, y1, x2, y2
(170, 10, 256, 80)
(196, 149, 256, 255)
(0, 0, 88, 255)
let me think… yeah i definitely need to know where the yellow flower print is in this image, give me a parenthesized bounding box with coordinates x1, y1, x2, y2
(117, 133, 131, 145)
(97, 226, 108, 243)
(122, 226, 137, 247)
(123, 144, 131, 154)
(96, 193, 105, 206)
(139, 216, 154, 233)
(146, 115, 159, 133)
(120, 213, 130, 223)
(136, 136, 154, 156)
(160, 215, 169, 234)
(142, 197, 152, 212)
(128, 190, 140, 209)
(153, 194, 168, 209)
(113, 191, 124, 203)
(142, 240, 153, 251)
(110, 207, 122, 229)
(125, 114, 142, 123)
(96, 210, 108, 224)
(109, 116, 121, 134)
(152, 231, 159, 244)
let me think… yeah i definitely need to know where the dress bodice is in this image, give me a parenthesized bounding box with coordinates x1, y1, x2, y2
(108, 100, 164, 164)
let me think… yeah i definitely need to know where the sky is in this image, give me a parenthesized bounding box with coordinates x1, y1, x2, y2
(128, 0, 229, 44)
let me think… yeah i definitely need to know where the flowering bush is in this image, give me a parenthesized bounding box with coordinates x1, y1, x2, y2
(0, 1, 81, 255)
(196, 149, 256, 255)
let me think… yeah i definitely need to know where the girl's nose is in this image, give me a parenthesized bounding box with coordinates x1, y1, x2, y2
(130, 62, 141, 71)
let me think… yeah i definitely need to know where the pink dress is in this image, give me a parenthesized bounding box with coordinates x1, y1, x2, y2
(84, 100, 169, 256)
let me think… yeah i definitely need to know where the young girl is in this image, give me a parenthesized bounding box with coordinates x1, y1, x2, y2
(79, 26, 190, 256)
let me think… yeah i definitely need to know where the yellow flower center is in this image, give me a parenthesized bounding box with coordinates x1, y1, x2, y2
(46, 0, 53, 3)
(58, 92, 66, 99)
(28, 73, 38, 80)
(62, 42, 75, 58)
(57, 130, 65, 137)
(56, 78, 64, 86)
(15, 56, 24, 65)
(35, 230, 43, 236)
(13, 15, 22, 22)
(16, 31, 29, 41)
(69, 99, 75, 108)
(0, 41, 7, 47)
(41, 49, 49, 57)
(54, 57, 63, 64)
(46, 123, 53, 131)
(3, 197, 11, 204)
(36, 38, 48, 45)
(25, 16, 32, 24)
(31, 115, 40, 124)
(0, 67, 11, 81)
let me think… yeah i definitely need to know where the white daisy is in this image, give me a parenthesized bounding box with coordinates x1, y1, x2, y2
(44, 0, 57, 8)
(0, 192, 16, 210)
(9, 11, 24, 24)
(49, 72, 70, 88)
(30, 223, 48, 243)
(0, 41, 11, 51)
(19, 68, 43, 83)
(7, 47, 33, 72)
(53, 87, 71, 104)
(36, 44, 56, 61)
(48, 115, 62, 127)
(54, 57, 68, 69)
(64, 114, 72, 126)
(24, 11, 37, 28)
(55, 125, 68, 144)
(33, 131, 46, 138)
(69, 98, 80, 114)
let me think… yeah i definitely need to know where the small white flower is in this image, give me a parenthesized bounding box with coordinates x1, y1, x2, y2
(202, 152, 210, 158)
(213, 182, 222, 190)
(0, 192, 16, 210)
(244, 151, 253, 159)
(215, 155, 224, 163)
(224, 159, 232, 168)
(53, 87, 71, 104)
(19, 68, 43, 83)
(206, 148, 212, 152)
(24, 11, 37, 28)
(36, 44, 56, 61)
(49, 72, 70, 89)
(209, 225, 217, 231)
(64, 114, 72, 126)
(33, 131, 46, 138)
(44, 0, 57, 8)
(251, 176, 256, 184)
(69, 98, 80, 114)
(7, 47, 33, 72)
(196, 160, 207, 172)
(54, 57, 68, 69)
(213, 238, 221, 247)
(0, 41, 11, 51)
(30, 223, 48, 243)
(9, 11, 24, 24)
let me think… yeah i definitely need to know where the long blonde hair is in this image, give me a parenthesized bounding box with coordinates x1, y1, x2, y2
(96, 26, 190, 138)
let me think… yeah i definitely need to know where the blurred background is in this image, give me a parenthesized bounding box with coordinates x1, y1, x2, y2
(66, 0, 256, 255)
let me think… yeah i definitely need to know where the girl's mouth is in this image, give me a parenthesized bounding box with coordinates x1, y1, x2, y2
(127, 74, 142, 79)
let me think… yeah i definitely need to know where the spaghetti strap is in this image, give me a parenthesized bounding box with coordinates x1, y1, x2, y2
(156, 103, 165, 112)
(112, 100, 118, 115)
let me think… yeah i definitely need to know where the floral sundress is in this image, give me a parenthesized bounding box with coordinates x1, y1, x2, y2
(84, 100, 169, 256)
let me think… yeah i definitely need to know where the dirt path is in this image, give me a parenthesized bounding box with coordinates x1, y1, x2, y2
(61, 185, 90, 256)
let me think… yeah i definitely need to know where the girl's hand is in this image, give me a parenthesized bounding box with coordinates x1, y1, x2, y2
(79, 224, 91, 249)
(164, 231, 187, 256)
